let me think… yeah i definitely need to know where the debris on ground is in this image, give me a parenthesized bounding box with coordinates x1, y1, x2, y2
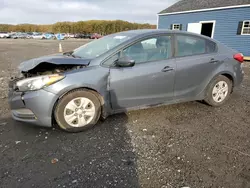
(72, 180, 77, 184)
(51, 158, 59, 164)
(15, 141, 21, 144)
(0, 122, 7, 126)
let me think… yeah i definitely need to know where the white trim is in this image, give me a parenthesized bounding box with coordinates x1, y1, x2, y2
(241, 20, 250, 35)
(187, 23, 202, 34)
(158, 4, 250, 16)
(156, 14, 159, 29)
(199, 20, 216, 38)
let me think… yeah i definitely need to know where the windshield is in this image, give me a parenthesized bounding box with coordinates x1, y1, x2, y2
(72, 34, 132, 58)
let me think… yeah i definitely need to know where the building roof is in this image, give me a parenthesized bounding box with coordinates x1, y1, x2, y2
(159, 0, 250, 14)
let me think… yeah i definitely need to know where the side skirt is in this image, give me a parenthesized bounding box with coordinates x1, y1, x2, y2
(111, 97, 200, 115)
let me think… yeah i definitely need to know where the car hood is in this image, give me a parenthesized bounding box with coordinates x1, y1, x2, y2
(18, 53, 92, 72)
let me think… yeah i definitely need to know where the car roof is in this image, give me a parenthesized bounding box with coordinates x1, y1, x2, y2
(117, 29, 203, 35)
(117, 29, 171, 35)
(116, 29, 218, 43)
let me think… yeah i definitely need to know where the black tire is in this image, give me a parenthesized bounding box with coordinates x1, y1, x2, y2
(204, 75, 233, 107)
(54, 89, 101, 133)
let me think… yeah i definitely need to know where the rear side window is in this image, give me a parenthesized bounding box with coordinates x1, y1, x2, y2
(176, 35, 217, 57)
(176, 35, 206, 57)
(206, 40, 217, 53)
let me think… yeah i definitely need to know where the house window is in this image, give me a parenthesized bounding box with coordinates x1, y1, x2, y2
(242, 21, 250, 35)
(172, 24, 181, 30)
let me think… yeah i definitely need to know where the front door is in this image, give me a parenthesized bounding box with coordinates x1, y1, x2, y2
(108, 35, 176, 110)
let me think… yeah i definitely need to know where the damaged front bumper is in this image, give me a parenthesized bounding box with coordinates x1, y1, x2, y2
(8, 79, 58, 127)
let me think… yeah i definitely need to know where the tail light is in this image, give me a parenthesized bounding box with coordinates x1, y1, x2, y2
(233, 53, 244, 63)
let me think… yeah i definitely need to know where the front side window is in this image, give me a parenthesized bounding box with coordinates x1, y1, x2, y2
(176, 35, 206, 57)
(120, 35, 172, 64)
(242, 21, 250, 35)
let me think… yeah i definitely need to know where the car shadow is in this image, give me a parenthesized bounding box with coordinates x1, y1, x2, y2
(0, 111, 139, 188)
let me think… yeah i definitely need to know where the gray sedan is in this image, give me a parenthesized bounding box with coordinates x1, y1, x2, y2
(8, 29, 244, 132)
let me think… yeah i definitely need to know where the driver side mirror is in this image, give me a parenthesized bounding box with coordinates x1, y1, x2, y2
(116, 56, 135, 67)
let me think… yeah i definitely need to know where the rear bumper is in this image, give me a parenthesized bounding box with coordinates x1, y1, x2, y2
(8, 89, 58, 127)
(235, 64, 245, 87)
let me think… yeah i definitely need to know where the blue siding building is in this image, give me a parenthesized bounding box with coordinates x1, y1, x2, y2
(158, 0, 250, 57)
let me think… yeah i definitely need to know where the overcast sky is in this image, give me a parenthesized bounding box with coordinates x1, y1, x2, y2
(0, 0, 178, 25)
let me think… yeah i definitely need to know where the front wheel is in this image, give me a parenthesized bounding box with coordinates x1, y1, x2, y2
(204, 75, 233, 107)
(54, 89, 101, 132)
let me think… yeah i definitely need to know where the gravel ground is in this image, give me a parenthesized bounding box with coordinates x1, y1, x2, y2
(0, 39, 250, 188)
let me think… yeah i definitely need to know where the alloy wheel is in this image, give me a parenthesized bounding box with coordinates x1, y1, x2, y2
(63, 97, 95, 127)
(212, 81, 229, 103)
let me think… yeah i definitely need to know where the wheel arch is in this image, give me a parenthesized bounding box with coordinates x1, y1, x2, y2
(220, 73, 234, 89)
(196, 71, 235, 100)
(209, 71, 235, 93)
(51, 87, 106, 127)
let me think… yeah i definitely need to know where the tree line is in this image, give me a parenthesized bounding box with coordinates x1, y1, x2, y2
(0, 20, 156, 34)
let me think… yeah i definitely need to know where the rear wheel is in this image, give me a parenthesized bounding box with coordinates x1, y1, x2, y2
(204, 75, 232, 106)
(54, 89, 101, 132)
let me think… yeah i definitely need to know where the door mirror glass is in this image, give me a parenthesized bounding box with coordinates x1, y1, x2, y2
(116, 56, 135, 67)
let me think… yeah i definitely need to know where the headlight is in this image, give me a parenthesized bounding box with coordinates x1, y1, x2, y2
(16, 74, 65, 92)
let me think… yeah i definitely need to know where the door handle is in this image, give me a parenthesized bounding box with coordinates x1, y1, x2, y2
(209, 58, 219, 63)
(162, 66, 174, 72)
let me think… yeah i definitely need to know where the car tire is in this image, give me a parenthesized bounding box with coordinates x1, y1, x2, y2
(204, 75, 233, 107)
(54, 89, 101, 132)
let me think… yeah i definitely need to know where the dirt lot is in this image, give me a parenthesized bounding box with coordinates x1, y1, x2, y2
(0, 39, 250, 188)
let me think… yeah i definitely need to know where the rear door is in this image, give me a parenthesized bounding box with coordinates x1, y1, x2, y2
(107, 34, 176, 110)
(174, 34, 221, 99)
